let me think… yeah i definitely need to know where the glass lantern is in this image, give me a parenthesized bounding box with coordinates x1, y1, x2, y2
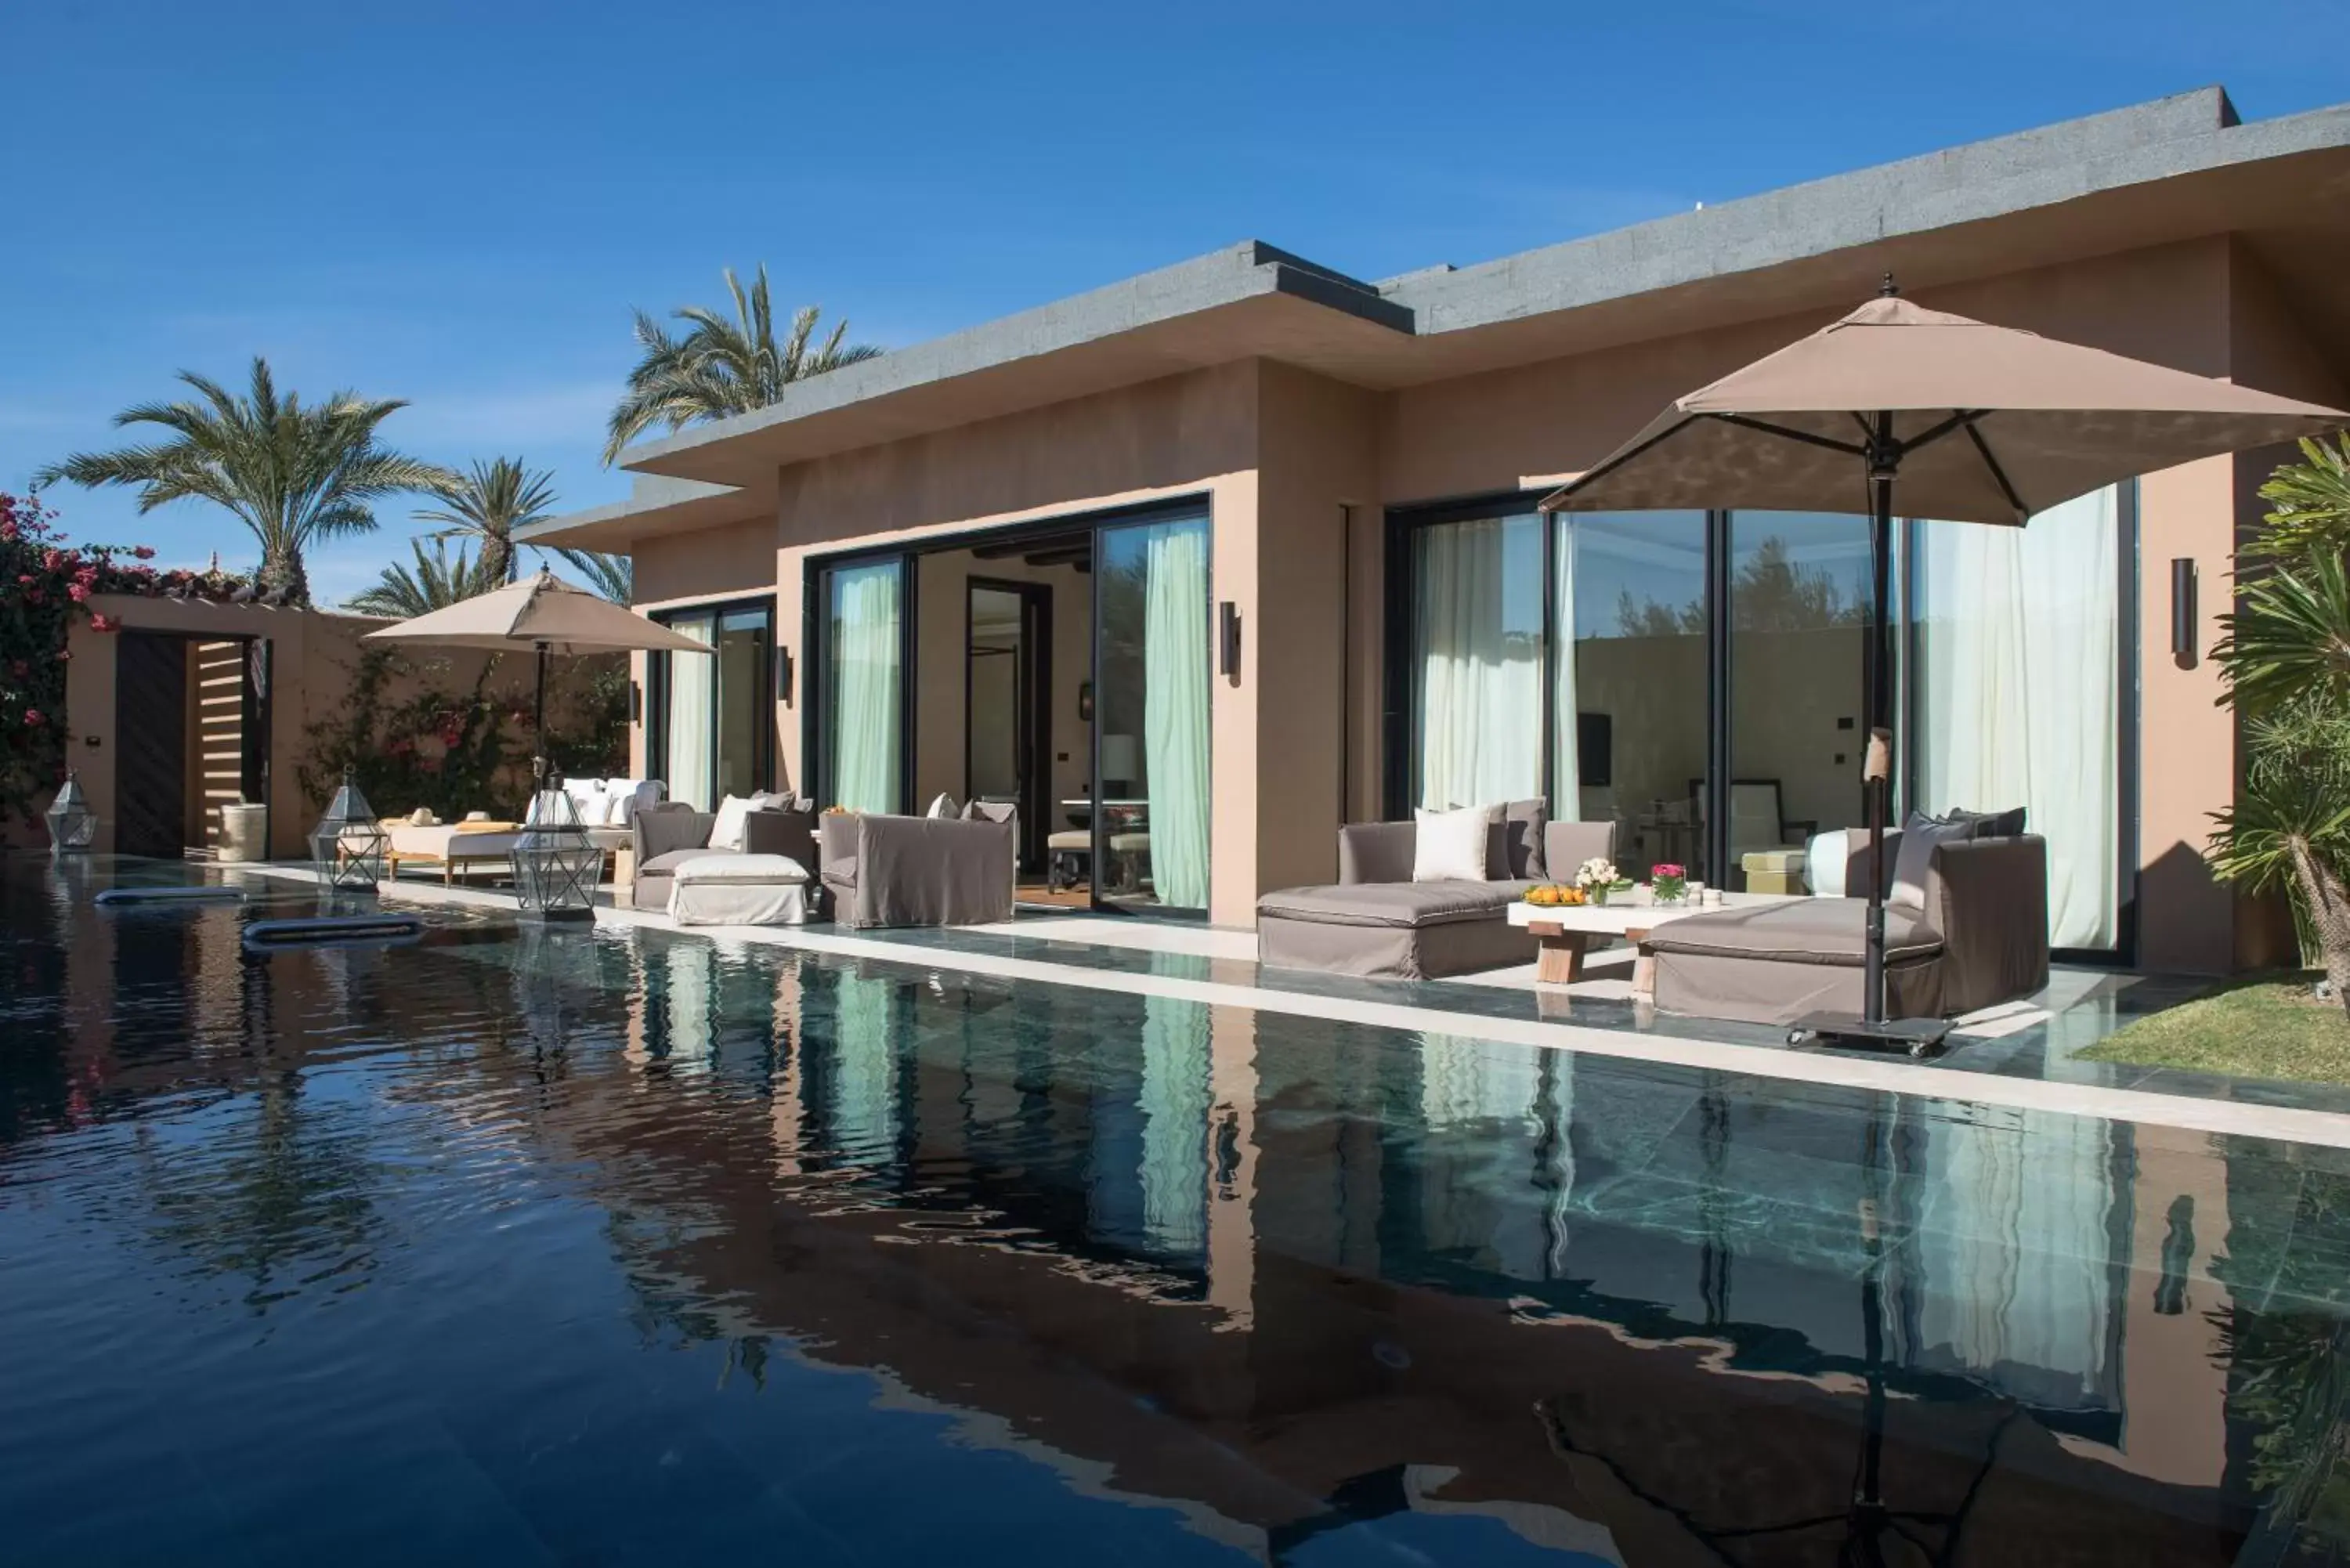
(44, 771, 96, 854)
(510, 771, 602, 920)
(309, 767, 388, 890)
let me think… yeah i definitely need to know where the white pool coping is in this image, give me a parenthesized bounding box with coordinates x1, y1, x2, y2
(222, 864, 2350, 1151)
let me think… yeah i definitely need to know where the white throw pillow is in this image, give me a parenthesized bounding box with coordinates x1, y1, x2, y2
(1412, 804, 1496, 883)
(708, 793, 757, 852)
(926, 793, 961, 820)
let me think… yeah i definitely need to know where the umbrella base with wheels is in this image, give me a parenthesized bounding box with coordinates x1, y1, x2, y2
(1786, 1011, 1951, 1057)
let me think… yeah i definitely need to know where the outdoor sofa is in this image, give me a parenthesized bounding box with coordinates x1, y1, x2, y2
(1644, 818, 2048, 1024)
(631, 799, 819, 920)
(1257, 809, 1615, 981)
(819, 809, 1017, 929)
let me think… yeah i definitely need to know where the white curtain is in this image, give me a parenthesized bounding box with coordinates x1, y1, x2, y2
(1916, 487, 2120, 949)
(1909, 1106, 2117, 1409)
(1417, 518, 1542, 810)
(1415, 1035, 1571, 1281)
(829, 562, 902, 815)
(1138, 988, 1213, 1255)
(1142, 520, 1212, 909)
(664, 614, 715, 811)
(1550, 517, 1582, 822)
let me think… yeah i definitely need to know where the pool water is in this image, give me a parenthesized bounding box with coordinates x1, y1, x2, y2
(5, 858, 2350, 1566)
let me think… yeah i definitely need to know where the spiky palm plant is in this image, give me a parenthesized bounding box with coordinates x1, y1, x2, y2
(34, 358, 452, 605)
(2255, 435, 2350, 558)
(345, 537, 499, 619)
(553, 547, 632, 605)
(415, 457, 557, 587)
(603, 265, 880, 462)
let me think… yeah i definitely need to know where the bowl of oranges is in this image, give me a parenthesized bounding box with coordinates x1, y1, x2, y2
(1523, 884, 1586, 909)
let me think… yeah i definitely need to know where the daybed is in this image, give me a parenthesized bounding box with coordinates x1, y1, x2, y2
(1257, 810, 1614, 981)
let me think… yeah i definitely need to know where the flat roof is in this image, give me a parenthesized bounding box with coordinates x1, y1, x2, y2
(526, 86, 2350, 550)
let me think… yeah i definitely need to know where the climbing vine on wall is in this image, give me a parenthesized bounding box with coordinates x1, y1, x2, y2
(0, 492, 247, 832)
(296, 647, 627, 825)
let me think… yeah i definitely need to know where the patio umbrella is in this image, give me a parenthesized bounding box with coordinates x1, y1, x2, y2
(1539, 281, 2345, 1051)
(363, 568, 711, 783)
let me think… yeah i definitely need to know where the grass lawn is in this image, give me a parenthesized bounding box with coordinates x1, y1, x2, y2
(2081, 972, 2350, 1086)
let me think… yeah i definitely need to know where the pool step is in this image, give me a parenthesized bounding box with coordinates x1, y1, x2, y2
(241, 915, 427, 952)
(94, 886, 248, 906)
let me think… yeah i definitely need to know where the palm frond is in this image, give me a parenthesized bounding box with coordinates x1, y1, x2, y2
(33, 356, 442, 604)
(602, 264, 883, 464)
(345, 537, 499, 618)
(552, 547, 632, 604)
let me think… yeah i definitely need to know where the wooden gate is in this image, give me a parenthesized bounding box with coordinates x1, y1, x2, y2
(113, 631, 187, 858)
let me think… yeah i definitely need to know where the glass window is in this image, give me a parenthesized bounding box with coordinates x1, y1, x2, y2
(713, 607, 771, 802)
(1553, 511, 1709, 880)
(1914, 486, 2121, 950)
(660, 611, 716, 810)
(655, 604, 773, 811)
(1725, 511, 1879, 891)
(1410, 514, 1545, 811)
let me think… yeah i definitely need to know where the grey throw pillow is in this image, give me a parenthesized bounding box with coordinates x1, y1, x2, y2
(1889, 811, 1972, 909)
(1485, 798, 1549, 881)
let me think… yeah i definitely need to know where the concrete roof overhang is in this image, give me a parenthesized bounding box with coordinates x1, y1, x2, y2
(523, 87, 2350, 551)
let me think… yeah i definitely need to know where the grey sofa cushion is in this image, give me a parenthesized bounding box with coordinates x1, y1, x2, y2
(1891, 811, 1973, 910)
(1642, 899, 1944, 966)
(638, 848, 710, 876)
(1489, 799, 1548, 881)
(1258, 879, 1532, 930)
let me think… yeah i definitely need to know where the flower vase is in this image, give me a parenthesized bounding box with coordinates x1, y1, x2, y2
(1588, 885, 1610, 908)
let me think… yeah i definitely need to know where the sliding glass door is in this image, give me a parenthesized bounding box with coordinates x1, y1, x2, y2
(1095, 515, 1211, 912)
(652, 600, 775, 810)
(822, 558, 906, 815)
(1723, 511, 1876, 891)
(1552, 511, 1709, 879)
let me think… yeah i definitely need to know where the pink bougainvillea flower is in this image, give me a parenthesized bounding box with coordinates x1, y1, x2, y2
(132, 545, 155, 560)
(67, 583, 89, 602)
(85, 613, 117, 633)
(23, 709, 45, 727)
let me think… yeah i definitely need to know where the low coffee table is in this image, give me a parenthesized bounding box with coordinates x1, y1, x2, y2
(1509, 889, 1799, 995)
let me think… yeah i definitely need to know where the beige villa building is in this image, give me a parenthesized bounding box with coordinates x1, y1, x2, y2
(525, 86, 2350, 974)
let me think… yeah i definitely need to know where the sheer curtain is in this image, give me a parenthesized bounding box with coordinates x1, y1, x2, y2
(1550, 517, 1582, 822)
(826, 971, 898, 1164)
(1142, 520, 1212, 909)
(1416, 517, 1542, 810)
(829, 562, 902, 814)
(664, 614, 715, 810)
(1916, 486, 2120, 948)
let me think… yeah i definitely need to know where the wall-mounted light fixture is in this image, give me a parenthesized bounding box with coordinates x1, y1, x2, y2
(1219, 601, 1242, 685)
(2171, 558, 2198, 668)
(628, 681, 642, 723)
(776, 645, 794, 706)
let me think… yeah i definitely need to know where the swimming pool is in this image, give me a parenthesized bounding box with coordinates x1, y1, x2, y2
(4, 858, 2347, 1564)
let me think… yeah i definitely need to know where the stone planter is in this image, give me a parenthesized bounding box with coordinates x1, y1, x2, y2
(216, 802, 267, 864)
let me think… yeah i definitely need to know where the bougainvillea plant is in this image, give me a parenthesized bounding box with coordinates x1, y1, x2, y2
(0, 491, 247, 831)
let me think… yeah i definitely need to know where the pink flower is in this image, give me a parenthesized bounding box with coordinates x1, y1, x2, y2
(22, 709, 44, 727)
(67, 583, 88, 602)
(132, 545, 155, 560)
(85, 613, 117, 634)
(14, 575, 30, 587)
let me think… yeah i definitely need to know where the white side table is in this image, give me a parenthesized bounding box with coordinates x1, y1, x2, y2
(1508, 888, 1800, 995)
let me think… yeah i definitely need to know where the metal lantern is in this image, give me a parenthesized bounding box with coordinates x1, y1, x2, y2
(43, 771, 96, 853)
(309, 767, 388, 890)
(510, 772, 602, 920)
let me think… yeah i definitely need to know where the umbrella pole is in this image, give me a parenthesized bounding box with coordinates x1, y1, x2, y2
(1787, 416, 1948, 1057)
(532, 640, 549, 789)
(1863, 450, 1894, 1026)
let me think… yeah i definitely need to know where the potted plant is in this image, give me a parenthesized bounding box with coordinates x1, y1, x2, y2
(1651, 862, 1689, 904)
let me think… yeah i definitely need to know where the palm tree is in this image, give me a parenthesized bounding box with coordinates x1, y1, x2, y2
(603, 265, 881, 462)
(34, 358, 452, 605)
(414, 457, 557, 587)
(554, 547, 632, 604)
(345, 537, 497, 618)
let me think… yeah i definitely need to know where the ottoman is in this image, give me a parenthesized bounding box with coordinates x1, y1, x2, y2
(668, 853, 812, 927)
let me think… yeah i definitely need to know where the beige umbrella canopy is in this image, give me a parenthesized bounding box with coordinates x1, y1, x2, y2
(1540, 285, 2345, 1046)
(364, 568, 711, 779)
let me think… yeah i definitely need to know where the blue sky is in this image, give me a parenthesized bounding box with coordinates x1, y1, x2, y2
(3, 1, 2341, 605)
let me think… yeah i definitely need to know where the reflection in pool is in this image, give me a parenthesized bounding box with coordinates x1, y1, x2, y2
(3, 858, 2347, 1565)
